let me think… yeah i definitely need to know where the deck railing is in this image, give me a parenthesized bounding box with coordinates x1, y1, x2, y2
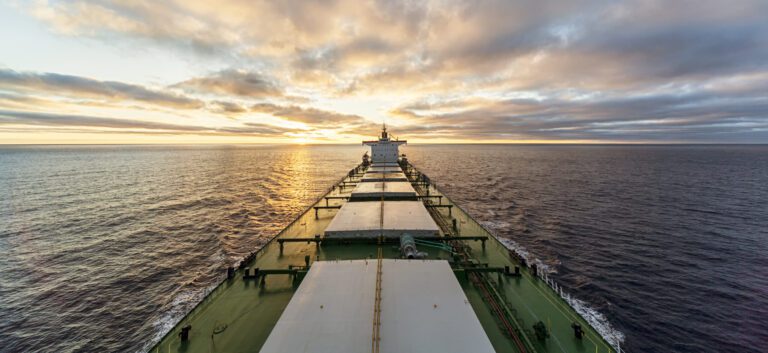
(405, 161, 624, 353)
(149, 163, 363, 351)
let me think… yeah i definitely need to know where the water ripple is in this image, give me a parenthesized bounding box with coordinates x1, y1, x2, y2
(1, 144, 766, 353)
(405, 144, 768, 353)
(0, 145, 360, 352)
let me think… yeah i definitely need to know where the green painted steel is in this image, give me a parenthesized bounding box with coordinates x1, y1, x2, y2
(149, 163, 617, 353)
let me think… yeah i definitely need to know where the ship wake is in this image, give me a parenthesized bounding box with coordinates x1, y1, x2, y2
(485, 222, 627, 351)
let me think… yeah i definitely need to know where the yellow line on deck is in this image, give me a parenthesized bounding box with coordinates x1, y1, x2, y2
(372, 248, 383, 353)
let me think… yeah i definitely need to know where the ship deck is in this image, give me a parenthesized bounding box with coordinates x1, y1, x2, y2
(150, 162, 617, 353)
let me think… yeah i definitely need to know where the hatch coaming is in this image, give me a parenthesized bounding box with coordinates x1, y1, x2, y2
(260, 260, 495, 353)
(324, 200, 440, 238)
(349, 181, 416, 200)
(150, 160, 619, 353)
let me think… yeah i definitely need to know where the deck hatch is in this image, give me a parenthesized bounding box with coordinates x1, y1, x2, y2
(367, 166, 402, 173)
(360, 172, 408, 182)
(350, 181, 417, 199)
(324, 201, 439, 237)
(259, 260, 495, 353)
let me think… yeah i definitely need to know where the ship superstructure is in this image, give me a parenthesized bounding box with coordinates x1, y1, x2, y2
(150, 127, 618, 353)
(363, 124, 406, 164)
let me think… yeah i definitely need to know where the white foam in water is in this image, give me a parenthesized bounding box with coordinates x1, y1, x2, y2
(564, 294, 626, 350)
(142, 210, 626, 352)
(482, 222, 626, 351)
(142, 248, 260, 352)
(141, 281, 221, 353)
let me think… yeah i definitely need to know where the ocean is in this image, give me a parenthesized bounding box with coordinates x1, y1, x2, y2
(1, 144, 766, 352)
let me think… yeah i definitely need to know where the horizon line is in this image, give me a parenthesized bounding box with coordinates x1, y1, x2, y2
(2, 142, 766, 146)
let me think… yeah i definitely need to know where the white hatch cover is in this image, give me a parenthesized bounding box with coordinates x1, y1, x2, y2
(367, 166, 403, 173)
(370, 162, 400, 168)
(360, 172, 408, 182)
(350, 181, 416, 199)
(259, 260, 495, 353)
(324, 201, 439, 237)
(324, 202, 380, 237)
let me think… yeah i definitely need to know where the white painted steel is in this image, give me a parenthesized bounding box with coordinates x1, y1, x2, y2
(367, 166, 402, 173)
(350, 181, 416, 199)
(380, 260, 496, 353)
(259, 260, 377, 353)
(324, 201, 439, 237)
(381, 201, 439, 237)
(364, 141, 405, 163)
(369, 162, 400, 168)
(361, 172, 407, 182)
(259, 260, 495, 353)
(324, 202, 381, 237)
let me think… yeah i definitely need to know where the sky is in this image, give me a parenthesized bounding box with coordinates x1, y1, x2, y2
(0, 0, 767, 144)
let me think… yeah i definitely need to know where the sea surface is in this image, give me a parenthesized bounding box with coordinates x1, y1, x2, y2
(0, 144, 766, 353)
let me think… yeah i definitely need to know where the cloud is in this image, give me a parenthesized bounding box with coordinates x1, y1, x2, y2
(208, 100, 247, 114)
(0, 109, 206, 131)
(173, 69, 283, 98)
(0, 69, 203, 109)
(250, 103, 365, 126)
(29, 0, 241, 56)
(8, 0, 768, 142)
(0, 109, 295, 136)
(391, 89, 768, 142)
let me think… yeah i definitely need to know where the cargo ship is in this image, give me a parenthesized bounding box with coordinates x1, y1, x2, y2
(150, 126, 619, 353)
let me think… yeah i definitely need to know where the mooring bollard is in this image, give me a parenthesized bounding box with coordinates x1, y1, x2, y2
(179, 325, 191, 342)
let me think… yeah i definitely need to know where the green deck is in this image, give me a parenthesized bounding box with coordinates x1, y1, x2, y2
(150, 163, 617, 353)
